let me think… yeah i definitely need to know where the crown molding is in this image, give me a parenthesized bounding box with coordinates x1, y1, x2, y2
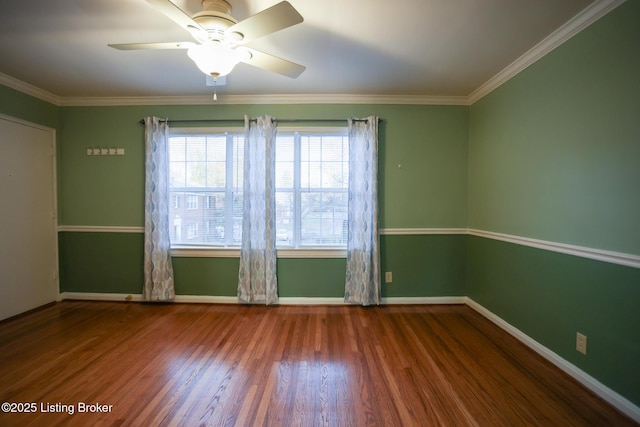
(57, 93, 470, 107)
(1, 0, 624, 107)
(468, 0, 625, 104)
(0, 72, 60, 105)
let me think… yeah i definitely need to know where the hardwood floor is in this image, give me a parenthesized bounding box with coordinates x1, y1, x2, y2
(0, 301, 635, 426)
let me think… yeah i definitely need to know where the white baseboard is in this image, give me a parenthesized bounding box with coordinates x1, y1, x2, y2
(382, 296, 466, 305)
(59, 292, 240, 305)
(58, 293, 465, 306)
(58, 292, 144, 302)
(174, 295, 237, 304)
(465, 297, 640, 424)
(278, 297, 465, 305)
(278, 297, 344, 305)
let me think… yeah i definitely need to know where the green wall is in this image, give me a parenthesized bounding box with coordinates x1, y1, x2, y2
(467, 236, 640, 406)
(58, 232, 144, 294)
(54, 103, 468, 298)
(468, 2, 640, 254)
(58, 103, 468, 228)
(381, 234, 467, 297)
(0, 85, 59, 129)
(467, 1, 640, 407)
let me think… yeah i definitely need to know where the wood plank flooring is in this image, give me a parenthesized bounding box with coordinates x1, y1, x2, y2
(0, 301, 636, 426)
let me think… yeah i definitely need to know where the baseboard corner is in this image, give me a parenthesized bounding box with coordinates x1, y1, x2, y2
(464, 297, 640, 424)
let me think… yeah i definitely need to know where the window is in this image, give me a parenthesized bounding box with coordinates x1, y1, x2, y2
(187, 222, 199, 239)
(186, 194, 199, 210)
(168, 127, 348, 249)
(169, 131, 244, 246)
(275, 131, 349, 247)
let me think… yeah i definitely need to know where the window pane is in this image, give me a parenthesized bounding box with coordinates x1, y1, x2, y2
(232, 136, 244, 188)
(275, 191, 293, 246)
(169, 162, 186, 188)
(186, 162, 206, 187)
(276, 163, 293, 188)
(322, 137, 343, 161)
(301, 161, 321, 188)
(300, 135, 348, 190)
(205, 137, 226, 187)
(276, 136, 294, 189)
(204, 192, 226, 244)
(301, 136, 321, 161)
(186, 137, 206, 161)
(169, 191, 226, 245)
(300, 192, 348, 246)
(206, 161, 225, 187)
(276, 136, 294, 161)
(231, 191, 243, 245)
(206, 136, 226, 161)
(169, 137, 186, 161)
(169, 191, 184, 243)
(322, 161, 347, 188)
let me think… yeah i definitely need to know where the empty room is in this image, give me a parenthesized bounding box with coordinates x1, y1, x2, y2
(0, 0, 638, 425)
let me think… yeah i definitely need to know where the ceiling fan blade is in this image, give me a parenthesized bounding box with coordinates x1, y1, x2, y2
(108, 42, 195, 50)
(226, 1, 303, 44)
(145, 0, 207, 42)
(238, 47, 305, 78)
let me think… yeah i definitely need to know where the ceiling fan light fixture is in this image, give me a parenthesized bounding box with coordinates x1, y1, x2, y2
(187, 44, 240, 77)
(230, 31, 244, 41)
(110, 0, 306, 79)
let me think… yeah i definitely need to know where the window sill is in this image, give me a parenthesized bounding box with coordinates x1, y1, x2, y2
(171, 246, 347, 259)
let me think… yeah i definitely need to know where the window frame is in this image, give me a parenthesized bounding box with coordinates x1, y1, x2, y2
(168, 126, 348, 259)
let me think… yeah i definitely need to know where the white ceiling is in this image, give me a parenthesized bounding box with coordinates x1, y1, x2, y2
(0, 0, 612, 103)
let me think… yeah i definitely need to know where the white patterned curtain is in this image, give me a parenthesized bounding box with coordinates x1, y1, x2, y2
(344, 116, 381, 306)
(238, 115, 278, 304)
(143, 116, 175, 301)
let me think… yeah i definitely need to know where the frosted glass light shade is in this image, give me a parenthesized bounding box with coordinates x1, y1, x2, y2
(187, 44, 240, 77)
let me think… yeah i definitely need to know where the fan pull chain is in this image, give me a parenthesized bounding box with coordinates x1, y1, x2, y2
(211, 72, 219, 102)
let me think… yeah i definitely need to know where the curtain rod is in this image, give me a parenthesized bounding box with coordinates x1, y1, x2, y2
(138, 118, 380, 125)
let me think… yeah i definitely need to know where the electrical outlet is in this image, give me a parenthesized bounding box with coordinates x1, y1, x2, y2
(576, 332, 587, 355)
(385, 271, 393, 283)
(86, 148, 93, 156)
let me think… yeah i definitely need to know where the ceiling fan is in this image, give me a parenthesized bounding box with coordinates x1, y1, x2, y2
(109, 0, 306, 82)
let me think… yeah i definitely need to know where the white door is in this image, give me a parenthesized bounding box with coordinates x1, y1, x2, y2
(0, 114, 58, 321)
